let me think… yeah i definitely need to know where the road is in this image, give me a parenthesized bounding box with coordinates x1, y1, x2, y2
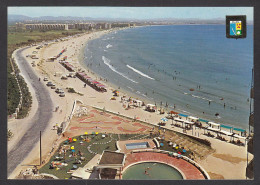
(7, 47, 53, 177)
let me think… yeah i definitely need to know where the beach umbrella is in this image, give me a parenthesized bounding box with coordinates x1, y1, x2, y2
(92, 132, 95, 135)
(84, 132, 88, 135)
(178, 151, 181, 154)
(161, 118, 168, 122)
(169, 111, 179, 115)
(73, 138, 77, 142)
(71, 146, 74, 150)
(68, 138, 72, 140)
(160, 143, 164, 147)
(96, 132, 99, 135)
(73, 165, 77, 169)
(183, 149, 187, 153)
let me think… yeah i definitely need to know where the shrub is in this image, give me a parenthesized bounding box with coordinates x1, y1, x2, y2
(68, 87, 76, 93)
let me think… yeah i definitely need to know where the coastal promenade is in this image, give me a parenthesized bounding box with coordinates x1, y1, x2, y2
(7, 47, 54, 177)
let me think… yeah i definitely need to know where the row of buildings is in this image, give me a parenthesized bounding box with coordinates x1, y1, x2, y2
(15, 22, 136, 31)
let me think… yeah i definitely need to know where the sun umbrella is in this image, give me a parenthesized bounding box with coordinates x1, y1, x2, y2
(183, 149, 187, 153)
(71, 146, 74, 149)
(160, 143, 164, 147)
(169, 111, 179, 115)
(96, 132, 99, 135)
(161, 118, 168, 122)
(73, 138, 77, 142)
(84, 132, 88, 135)
(92, 132, 95, 135)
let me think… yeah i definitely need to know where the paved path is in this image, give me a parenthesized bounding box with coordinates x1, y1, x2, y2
(7, 47, 53, 177)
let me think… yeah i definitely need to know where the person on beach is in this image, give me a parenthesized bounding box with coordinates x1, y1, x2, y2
(224, 103, 226, 108)
(209, 101, 211, 105)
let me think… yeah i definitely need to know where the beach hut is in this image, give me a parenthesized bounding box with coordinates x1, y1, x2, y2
(174, 117, 184, 127)
(187, 116, 199, 122)
(220, 124, 233, 133)
(178, 113, 188, 120)
(205, 122, 221, 137)
(135, 100, 143, 107)
(145, 104, 156, 112)
(208, 122, 220, 130)
(233, 128, 246, 136)
(168, 110, 179, 124)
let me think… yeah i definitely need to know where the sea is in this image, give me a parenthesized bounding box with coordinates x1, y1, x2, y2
(83, 24, 253, 130)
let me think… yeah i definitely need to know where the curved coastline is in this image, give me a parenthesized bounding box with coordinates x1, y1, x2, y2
(76, 26, 249, 131)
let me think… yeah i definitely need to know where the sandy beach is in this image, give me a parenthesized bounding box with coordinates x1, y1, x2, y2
(8, 27, 253, 179)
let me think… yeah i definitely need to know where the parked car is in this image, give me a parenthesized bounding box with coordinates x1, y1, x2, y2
(55, 88, 63, 94)
(59, 92, 65, 97)
(61, 75, 68, 80)
(43, 77, 48, 81)
(46, 81, 53, 86)
(51, 84, 56, 89)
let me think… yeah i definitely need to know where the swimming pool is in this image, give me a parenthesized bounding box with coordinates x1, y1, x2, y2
(125, 142, 150, 150)
(122, 162, 184, 180)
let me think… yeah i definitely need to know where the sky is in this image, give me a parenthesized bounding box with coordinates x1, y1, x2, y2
(8, 7, 253, 20)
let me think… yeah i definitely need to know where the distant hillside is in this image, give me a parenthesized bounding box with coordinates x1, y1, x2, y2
(8, 14, 253, 25)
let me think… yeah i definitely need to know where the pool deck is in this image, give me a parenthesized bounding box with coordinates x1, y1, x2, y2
(123, 152, 205, 180)
(117, 139, 156, 154)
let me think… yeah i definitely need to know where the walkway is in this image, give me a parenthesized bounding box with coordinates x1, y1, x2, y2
(8, 47, 54, 177)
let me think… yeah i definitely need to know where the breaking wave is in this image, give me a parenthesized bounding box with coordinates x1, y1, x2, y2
(102, 56, 138, 84)
(126, 64, 155, 80)
(106, 44, 113, 49)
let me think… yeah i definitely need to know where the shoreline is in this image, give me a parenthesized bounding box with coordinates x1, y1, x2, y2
(76, 27, 249, 131)
(8, 26, 252, 179)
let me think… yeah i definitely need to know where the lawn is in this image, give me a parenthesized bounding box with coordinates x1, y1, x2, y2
(39, 133, 191, 179)
(39, 133, 152, 179)
(8, 29, 84, 45)
(39, 133, 118, 179)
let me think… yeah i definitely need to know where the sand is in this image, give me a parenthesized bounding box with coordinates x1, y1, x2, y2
(8, 27, 253, 179)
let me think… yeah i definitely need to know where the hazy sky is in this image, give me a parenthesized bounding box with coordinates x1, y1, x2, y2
(8, 7, 253, 20)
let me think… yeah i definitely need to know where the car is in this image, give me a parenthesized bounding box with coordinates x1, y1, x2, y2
(59, 92, 65, 97)
(61, 75, 68, 80)
(46, 81, 53, 86)
(43, 77, 48, 81)
(55, 88, 63, 94)
(51, 84, 56, 89)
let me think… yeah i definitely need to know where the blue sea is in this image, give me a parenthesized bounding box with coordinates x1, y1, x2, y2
(83, 25, 253, 129)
